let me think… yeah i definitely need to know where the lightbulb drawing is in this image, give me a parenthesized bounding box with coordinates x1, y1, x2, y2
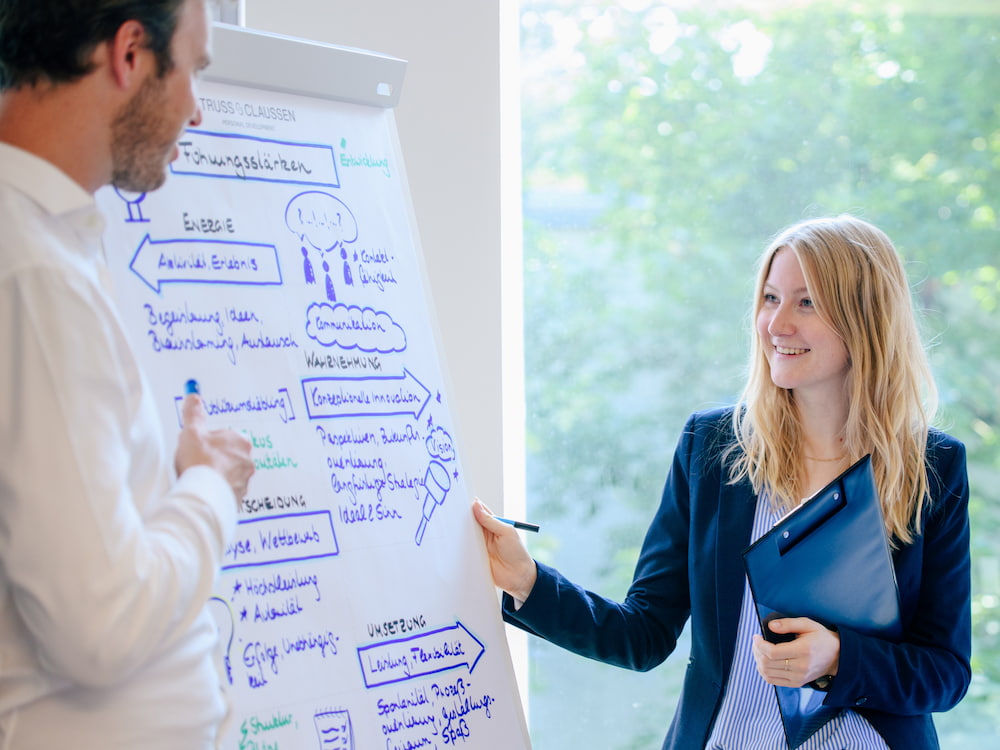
(414, 460, 451, 545)
(113, 186, 149, 222)
(207, 596, 235, 686)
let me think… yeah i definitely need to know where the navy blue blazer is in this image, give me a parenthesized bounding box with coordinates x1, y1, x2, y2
(503, 407, 971, 749)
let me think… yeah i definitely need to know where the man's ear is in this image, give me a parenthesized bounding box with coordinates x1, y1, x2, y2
(107, 20, 150, 89)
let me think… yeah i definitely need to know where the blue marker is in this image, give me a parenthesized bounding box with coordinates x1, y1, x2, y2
(184, 378, 200, 395)
(495, 517, 540, 533)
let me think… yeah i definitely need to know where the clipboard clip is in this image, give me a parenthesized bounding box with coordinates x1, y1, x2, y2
(775, 488, 846, 556)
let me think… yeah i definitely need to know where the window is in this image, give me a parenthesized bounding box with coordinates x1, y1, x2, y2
(520, 1, 1000, 747)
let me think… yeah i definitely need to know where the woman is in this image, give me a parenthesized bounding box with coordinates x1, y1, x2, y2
(474, 215, 970, 749)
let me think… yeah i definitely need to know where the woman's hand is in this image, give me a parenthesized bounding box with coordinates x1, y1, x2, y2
(472, 498, 538, 602)
(751, 617, 840, 688)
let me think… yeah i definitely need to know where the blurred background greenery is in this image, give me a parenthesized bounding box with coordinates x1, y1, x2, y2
(518, 1, 999, 747)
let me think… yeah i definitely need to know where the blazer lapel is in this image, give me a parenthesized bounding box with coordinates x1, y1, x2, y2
(715, 478, 757, 677)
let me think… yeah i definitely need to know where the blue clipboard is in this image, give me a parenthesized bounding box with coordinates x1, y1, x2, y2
(742, 454, 901, 748)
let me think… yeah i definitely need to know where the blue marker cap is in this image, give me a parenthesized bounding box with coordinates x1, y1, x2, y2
(184, 378, 200, 395)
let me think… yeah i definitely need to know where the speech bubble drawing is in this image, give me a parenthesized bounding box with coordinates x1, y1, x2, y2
(285, 191, 358, 253)
(305, 302, 406, 353)
(425, 426, 455, 462)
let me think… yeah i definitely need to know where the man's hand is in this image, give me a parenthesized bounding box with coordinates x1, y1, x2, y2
(175, 393, 255, 502)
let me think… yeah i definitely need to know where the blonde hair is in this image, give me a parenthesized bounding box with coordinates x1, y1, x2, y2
(728, 215, 937, 544)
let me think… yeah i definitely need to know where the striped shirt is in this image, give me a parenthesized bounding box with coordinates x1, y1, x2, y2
(704, 494, 889, 750)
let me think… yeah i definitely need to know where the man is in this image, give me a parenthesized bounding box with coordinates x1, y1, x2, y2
(0, 1, 255, 747)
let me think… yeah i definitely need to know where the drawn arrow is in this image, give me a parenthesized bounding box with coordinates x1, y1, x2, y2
(356, 621, 486, 689)
(129, 234, 283, 293)
(300, 369, 432, 421)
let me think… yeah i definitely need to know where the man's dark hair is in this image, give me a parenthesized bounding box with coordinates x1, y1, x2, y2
(0, 0, 187, 91)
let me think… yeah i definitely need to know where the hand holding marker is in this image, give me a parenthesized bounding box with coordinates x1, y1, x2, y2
(495, 517, 540, 533)
(178, 378, 255, 501)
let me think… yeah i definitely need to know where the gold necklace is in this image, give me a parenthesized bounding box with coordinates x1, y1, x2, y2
(803, 454, 847, 463)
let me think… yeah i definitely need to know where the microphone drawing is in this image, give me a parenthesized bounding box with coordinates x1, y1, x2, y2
(415, 460, 452, 545)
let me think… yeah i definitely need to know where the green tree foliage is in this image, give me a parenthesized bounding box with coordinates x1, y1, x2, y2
(521, 1, 1000, 746)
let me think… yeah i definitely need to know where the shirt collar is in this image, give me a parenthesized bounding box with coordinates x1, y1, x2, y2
(0, 141, 96, 216)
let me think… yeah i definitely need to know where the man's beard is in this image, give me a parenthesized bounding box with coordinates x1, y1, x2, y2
(109, 73, 173, 193)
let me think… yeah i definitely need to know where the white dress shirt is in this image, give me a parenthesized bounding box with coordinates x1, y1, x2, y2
(0, 142, 238, 749)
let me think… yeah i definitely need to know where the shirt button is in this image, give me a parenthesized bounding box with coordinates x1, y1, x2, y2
(854, 696, 868, 706)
